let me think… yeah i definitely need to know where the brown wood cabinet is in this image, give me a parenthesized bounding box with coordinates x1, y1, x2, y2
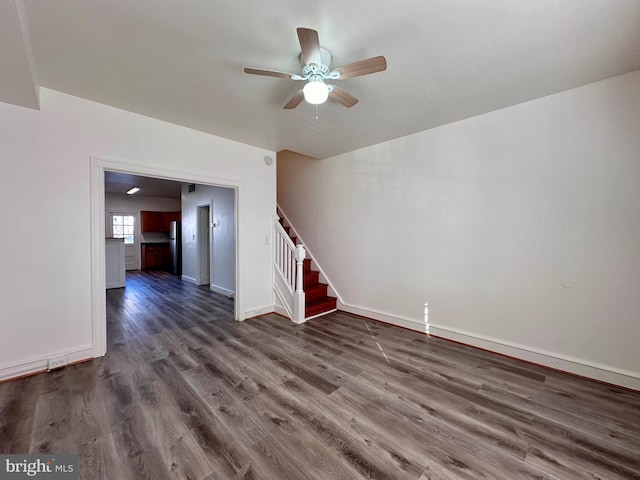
(141, 244, 171, 270)
(141, 210, 181, 233)
(141, 245, 160, 269)
(141, 211, 162, 233)
(161, 211, 180, 232)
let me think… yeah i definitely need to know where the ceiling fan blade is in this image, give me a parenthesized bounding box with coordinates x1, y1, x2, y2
(284, 90, 305, 109)
(332, 55, 387, 79)
(329, 85, 359, 108)
(244, 67, 297, 78)
(297, 28, 321, 66)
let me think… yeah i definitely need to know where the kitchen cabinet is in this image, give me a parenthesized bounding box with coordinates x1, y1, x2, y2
(141, 211, 162, 232)
(141, 244, 171, 270)
(159, 244, 172, 268)
(142, 245, 159, 269)
(161, 211, 180, 232)
(141, 210, 181, 233)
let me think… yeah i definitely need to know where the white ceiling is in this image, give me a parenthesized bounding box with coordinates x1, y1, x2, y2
(3, 0, 640, 159)
(105, 171, 182, 199)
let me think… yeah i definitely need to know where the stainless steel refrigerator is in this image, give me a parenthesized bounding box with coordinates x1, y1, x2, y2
(169, 221, 181, 275)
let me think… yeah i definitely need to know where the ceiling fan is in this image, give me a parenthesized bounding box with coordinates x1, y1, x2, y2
(244, 27, 387, 109)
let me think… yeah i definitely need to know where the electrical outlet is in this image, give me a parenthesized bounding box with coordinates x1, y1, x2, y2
(47, 357, 68, 371)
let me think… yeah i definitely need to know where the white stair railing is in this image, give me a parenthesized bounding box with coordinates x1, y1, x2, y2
(273, 216, 306, 323)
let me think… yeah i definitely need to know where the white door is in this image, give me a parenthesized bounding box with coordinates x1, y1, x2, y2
(110, 213, 139, 270)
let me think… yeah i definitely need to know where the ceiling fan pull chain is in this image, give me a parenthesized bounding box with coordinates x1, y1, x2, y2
(315, 104, 319, 120)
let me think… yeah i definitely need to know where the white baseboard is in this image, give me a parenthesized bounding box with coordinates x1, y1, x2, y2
(274, 305, 290, 318)
(181, 275, 198, 285)
(337, 301, 640, 391)
(0, 345, 95, 383)
(243, 305, 274, 320)
(210, 284, 235, 298)
(430, 324, 640, 391)
(338, 301, 428, 333)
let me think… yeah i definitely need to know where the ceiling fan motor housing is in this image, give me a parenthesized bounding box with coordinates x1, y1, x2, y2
(300, 47, 332, 78)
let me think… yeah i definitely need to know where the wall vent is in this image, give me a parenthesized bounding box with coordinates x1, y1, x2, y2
(188, 184, 196, 193)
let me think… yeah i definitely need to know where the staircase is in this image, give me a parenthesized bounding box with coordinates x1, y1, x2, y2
(279, 219, 337, 319)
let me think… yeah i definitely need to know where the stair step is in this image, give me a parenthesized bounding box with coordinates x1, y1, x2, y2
(305, 283, 328, 302)
(305, 296, 337, 318)
(304, 270, 319, 285)
(276, 216, 335, 318)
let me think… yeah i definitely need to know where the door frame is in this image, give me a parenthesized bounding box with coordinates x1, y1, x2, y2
(90, 155, 244, 358)
(196, 202, 212, 285)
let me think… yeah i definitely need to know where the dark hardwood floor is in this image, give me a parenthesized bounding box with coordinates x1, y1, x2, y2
(1, 270, 639, 479)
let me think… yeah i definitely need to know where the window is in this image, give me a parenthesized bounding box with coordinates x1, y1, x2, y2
(112, 214, 135, 244)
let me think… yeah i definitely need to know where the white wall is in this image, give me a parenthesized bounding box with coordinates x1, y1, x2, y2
(0, 88, 276, 380)
(181, 184, 236, 295)
(278, 70, 640, 389)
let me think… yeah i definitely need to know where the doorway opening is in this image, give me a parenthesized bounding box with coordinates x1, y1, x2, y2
(197, 204, 211, 285)
(186, 187, 236, 297)
(92, 156, 244, 358)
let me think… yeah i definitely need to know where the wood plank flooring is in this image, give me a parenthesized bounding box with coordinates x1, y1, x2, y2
(1, 270, 639, 479)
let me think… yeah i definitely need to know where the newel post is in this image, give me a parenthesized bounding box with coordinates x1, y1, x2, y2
(295, 245, 305, 292)
(292, 245, 306, 323)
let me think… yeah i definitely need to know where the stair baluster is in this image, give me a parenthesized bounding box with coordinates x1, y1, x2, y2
(273, 216, 306, 323)
(274, 210, 337, 320)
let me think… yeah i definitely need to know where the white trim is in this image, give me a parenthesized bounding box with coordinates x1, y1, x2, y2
(336, 300, 639, 390)
(181, 274, 198, 285)
(305, 308, 338, 321)
(273, 285, 293, 320)
(244, 305, 274, 319)
(273, 281, 292, 318)
(338, 300, 428, 333)
(90, 160, 107, 357)
(430, 324, 640, 391)
(338, 302, 640, 389)
(91, 156, 247, 359)
(211, 284, 234, 298)
(271, 216, 276, 316)
(276, 205, 345, 304)
(0, 345, 94, 382)
(234, 185, 243, 321)
(274, 305, 289, 317)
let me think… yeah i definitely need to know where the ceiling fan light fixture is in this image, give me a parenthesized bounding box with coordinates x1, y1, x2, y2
(303, 80, 329, 104)
(244, 28, 386, 110)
